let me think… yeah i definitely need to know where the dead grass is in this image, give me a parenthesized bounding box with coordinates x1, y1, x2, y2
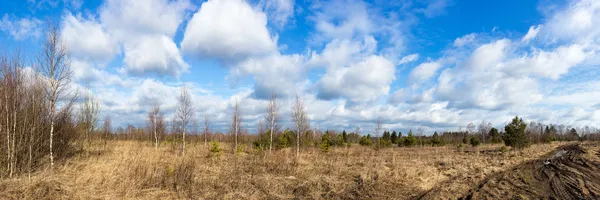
(0, 141, 573, 199)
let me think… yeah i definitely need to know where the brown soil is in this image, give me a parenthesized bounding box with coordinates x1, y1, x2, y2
(459, 144, 600, 199)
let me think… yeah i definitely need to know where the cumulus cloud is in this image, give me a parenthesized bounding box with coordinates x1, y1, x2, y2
(181, 0, 277, 62)
(317, 55, 395, 103)
(231, 53, 308, 99)
(122, 35, 189, 77)
(409, 60, 442, 85)
(544, 0, 600, 44)
(261, 0, 295, 27)
(99, 0, 193, 39)
(0, 14, 43, 40)
(60, 12, 119, 63)
(94, 0, 193, 76)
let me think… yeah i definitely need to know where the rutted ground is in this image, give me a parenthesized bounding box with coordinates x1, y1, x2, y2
(460, 143, 600, 199)
(0, 141, 571, 199)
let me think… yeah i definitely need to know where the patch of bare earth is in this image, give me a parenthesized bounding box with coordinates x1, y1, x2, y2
(422, 143, 600, 200)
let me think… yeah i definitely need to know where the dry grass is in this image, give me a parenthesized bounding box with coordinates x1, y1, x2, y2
(0, 141, 572, 199)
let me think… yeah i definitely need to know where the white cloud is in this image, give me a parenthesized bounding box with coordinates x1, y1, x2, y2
(308, 36, 377, 68)
(60, 12, 119, 63)
(521, 25, 542, 42)
(453, 33, 476, 47)
(231, 53, 308, 99)
(417, 0, 450, 18)
(544, 0, 600, 43)
(398, 53, 419, 64)
(0, 14, 43, 40)
(181, 0, 277, 61)
(430, 39, 545, 110)
(409, 61, 442, 85)
(100, 0, 192, 39)
(93, 0, 193, 77)
(506, 44, 587, 80)
(122, 35, 189, 77)
(317, 55, 395, 103)
(310, 0, 372, 42)
(261, 0, 295, 27)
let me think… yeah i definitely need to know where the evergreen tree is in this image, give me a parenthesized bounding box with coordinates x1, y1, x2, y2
(380, 131, 392, 147)
(568, 128, 579, 141)
(403, 130, 417, 147)
(321, 131, 331, 152)
(342, 130, 348, 144)
(391, 131, 398, 144)
(503, 116, 529, 149)
(489, 127, 501, 143)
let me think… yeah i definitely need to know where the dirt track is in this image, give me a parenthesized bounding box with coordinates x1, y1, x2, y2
(419, 143, 600, 199)
(462, 144, 599, 199)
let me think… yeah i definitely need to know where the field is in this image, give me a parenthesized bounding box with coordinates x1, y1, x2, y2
(2, 140, 597, 199)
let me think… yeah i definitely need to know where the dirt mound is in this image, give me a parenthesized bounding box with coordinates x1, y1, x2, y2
(463, 144, 600, 199)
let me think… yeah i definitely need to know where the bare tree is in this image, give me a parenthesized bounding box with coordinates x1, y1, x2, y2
(78, 92, 100, 147)
(148, 104, 161, 149)
(38, 25, 73, 168)
(375, 117, 383, 137)
(103, 115, 111, 149)
(203, 114, 210, 147)
(231, 100, 241, 154)
(176, 86, 194, 156)
(292, 95, 309, 159)
(477, 121, 492, 143)
(265, 93, 279, 153)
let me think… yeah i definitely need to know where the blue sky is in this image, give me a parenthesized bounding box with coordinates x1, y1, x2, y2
(1, 0, 599, 134)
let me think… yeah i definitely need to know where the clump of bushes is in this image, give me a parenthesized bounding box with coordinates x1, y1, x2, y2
(470, 136, 480, 147)
(359, 134, 372, 146)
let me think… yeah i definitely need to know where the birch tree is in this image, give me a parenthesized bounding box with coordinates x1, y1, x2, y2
(176, 86, 194, 156)
(375, 117, 383, 137)
(265, 93, 279, 154)
(203, 114, 210, 147)
(231, 100, 241, 154)
(292, 95, 309, 159)
(148, 104, 161, 149)
(38, 26, 73, 168)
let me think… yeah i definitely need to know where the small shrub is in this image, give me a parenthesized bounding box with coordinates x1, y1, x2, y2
(321, 133, 331, 152)
(500, 145, 509, 153)
(209, 141, 222, 157)
(236, 144, 246, 153)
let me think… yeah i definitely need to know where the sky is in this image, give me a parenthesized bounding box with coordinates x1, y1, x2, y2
(1, 0, 599, 134)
